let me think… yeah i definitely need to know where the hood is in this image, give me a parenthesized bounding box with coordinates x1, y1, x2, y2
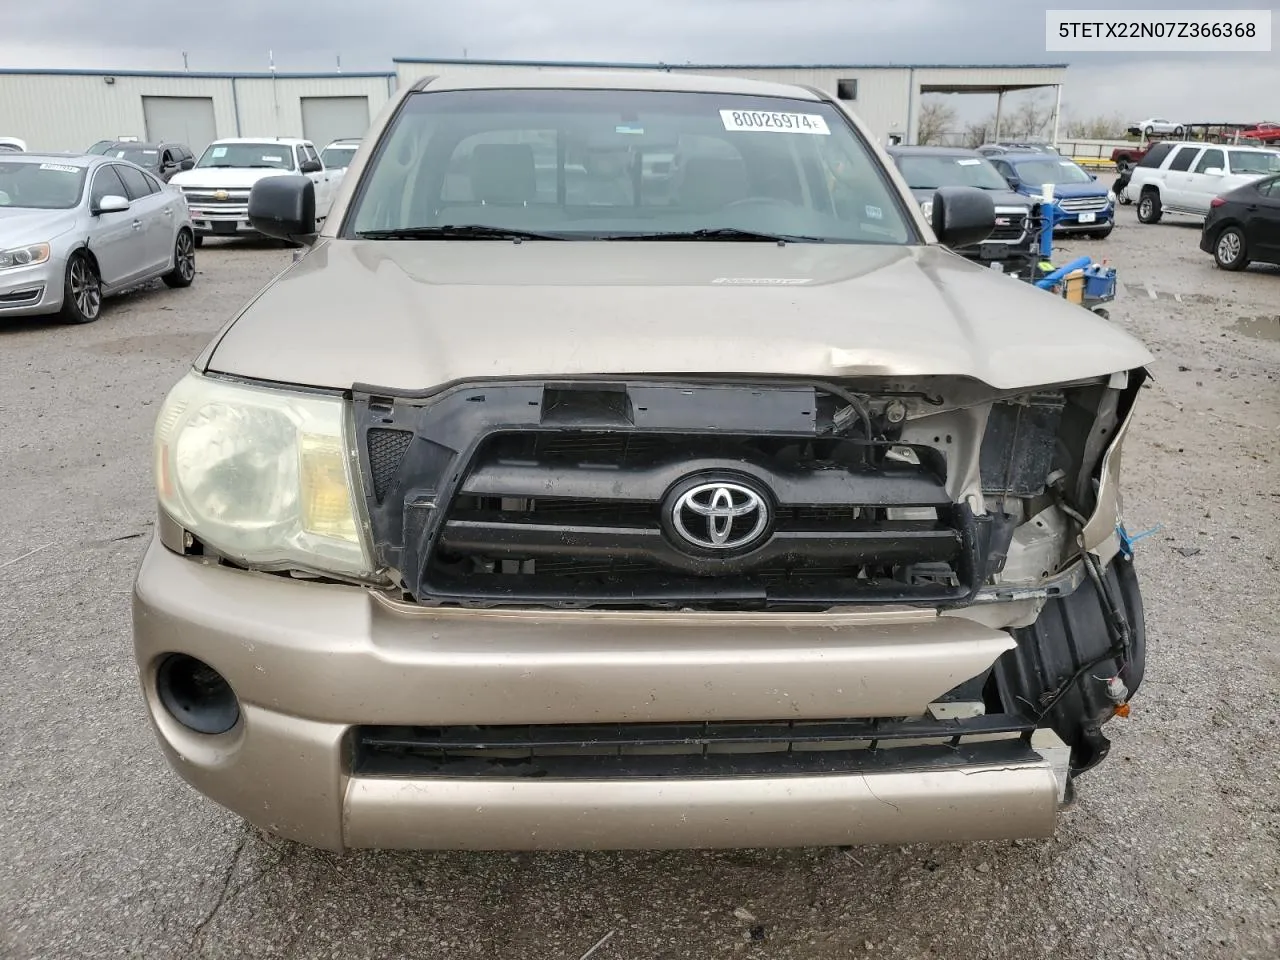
(0, 207, 79, 246)
(1020, 180, 1108, 200)
(169, 167, 292, 189)
(907, 187, 1030, 210)
(203, 240, 1153, 393)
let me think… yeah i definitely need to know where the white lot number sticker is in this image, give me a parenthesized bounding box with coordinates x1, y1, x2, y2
(39, 163, 79, 174)
(211, 147, 227, 158)
(720, 109, 830, 135)
(263, 155, 283, 162)
(956, 158, 982, 166)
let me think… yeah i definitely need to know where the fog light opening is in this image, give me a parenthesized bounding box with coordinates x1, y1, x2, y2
(156, 654, 240, 735)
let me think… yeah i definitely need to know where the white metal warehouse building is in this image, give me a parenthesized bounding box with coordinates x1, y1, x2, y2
(393, 58, 1068, 147)
(0, 68, 396, 156)
(0, 59, 1066, 157)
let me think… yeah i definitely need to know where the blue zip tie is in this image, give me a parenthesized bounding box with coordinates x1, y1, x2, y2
(1117, 522, 1163, 559)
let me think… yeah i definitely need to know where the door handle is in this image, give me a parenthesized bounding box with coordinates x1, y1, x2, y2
(163, 208, 173, 216)
(131, 220, 142, 230)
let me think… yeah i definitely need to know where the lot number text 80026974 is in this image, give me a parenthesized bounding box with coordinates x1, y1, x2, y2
(720, 110, 831, 135)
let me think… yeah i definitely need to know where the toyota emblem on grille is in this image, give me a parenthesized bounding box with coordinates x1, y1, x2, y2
(670, 480, 770, 552)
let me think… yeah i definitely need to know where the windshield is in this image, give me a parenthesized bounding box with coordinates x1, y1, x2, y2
(0, 160, 87, 209)
(1011, 157, 1093, 185)
(196, 143, 294, 170)
(321, 146, 356, 168)
(894, 154, 1009, 191)
(107, 147, 160, 169)
(347, 88, 913, 244)
(85, 141, 114, 155)
(1229, 150, 1280, 175)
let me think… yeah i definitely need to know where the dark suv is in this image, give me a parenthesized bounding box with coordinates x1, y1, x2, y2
(99, 141, 196, 182)
(886, 145, 1037, 276)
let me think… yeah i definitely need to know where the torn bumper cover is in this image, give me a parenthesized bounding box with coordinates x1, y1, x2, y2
(133, 538, 1070, 852)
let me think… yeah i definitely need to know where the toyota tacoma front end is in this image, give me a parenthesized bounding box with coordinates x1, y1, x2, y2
(132, 72, 1153, 852)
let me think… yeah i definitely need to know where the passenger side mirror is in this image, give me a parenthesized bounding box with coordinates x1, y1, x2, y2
(94, 194, 130, 214)
(930, 185, 996, 248)
(248, 175, 317, 244)
(180, 158, 195, 170)
(299, 158, 322, 174)
(1204, 167, 1224, 176)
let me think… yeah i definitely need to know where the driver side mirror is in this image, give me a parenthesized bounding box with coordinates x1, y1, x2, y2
(180, 158, 195, 170)
(248, 175, 317, 245)
(1203, 167, 1224, 176)
(1005, 176, 1021, 190)
(1089, 172, 1098, 180)
(299, 158, 322, 174)
(94, 194, 130, 215)
(931, 186, 996, 248)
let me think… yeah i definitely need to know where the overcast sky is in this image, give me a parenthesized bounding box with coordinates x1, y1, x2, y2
(2, 0, 1277, 123)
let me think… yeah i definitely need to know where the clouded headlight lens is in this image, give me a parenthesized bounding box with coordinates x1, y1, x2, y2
(0, 243, 50, 270)
(154, 372, 372, 577)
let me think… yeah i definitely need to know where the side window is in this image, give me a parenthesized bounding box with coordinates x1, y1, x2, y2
(992, 159, 1012, 177)
(1138, 142, 1173, 168)
(1194, 149, 1224, 173)
(305, 145, 321, 166)
(142, 171, 164, 193)
(116, 164, 157, 200)
(1166, 147, 1199, 172)
(295, 145, 307, 169)
(90, 165, 128, 206)
(161, 149, 175, 167)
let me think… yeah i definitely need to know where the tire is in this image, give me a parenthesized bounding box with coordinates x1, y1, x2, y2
(56, 251, 102, 324)
(193, 234, 204, 248)
(1144, 125, 1154, 137)
(1136, 189, 1162, 224)
(1213, 226, 1250, 271)
(1174, 126, 1184, 137)
(1089, 223, 1114, 240)
(162, 229, 196, 289)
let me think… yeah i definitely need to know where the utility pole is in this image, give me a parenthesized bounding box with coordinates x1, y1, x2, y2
(182, 51, 189, 71)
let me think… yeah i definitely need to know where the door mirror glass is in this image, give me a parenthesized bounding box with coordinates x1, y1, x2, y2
(1204, 167, 1224, 176)
(95, 194, 130, 214)
(299, 158, 322, 174)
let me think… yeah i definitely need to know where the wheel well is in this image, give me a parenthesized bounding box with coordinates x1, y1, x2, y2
(1140, 184, 1160, 198)
(72, 244, 100, 274)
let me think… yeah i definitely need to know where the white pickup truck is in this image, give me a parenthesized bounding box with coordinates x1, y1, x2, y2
(169, 137, 337, 245)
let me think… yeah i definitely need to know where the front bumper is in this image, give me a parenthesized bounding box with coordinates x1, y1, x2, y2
(185, 205, 260, 238)
(0, 258, 63, 317)
(133, 538, 1068, 851)
(1053, 212, 1114, 233)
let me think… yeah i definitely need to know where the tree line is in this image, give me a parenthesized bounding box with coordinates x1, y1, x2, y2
(915, 94, 1128, 147)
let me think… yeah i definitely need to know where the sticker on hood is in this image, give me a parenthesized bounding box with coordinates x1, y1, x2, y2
(720, 110, 830, 135)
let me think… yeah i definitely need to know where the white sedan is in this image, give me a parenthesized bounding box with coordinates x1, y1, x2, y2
(1133, 118, 1185, 137)
(0, 153, 195, 323)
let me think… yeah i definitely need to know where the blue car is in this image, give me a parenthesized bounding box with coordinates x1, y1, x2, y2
(989, 153, 1115, 238)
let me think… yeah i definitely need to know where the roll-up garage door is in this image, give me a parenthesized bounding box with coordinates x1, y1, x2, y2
(300, 96, 371, 151)
(142, 96, 218, 157)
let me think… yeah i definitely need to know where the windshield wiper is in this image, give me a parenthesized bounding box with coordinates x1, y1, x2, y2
(355, 225, 567, 241)
(604, 228, 825, 243)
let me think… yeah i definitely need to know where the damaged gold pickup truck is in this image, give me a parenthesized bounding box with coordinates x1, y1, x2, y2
(132, 70, 1153, 852)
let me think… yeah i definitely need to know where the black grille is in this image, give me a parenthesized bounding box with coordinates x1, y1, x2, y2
(353, 381, 988, 611)
(367, 428, 413, 502)
(353, 716, 1036, 779)
(988, 212, 1028, 241)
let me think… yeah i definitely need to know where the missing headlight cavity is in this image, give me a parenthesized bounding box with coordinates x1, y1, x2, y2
(979, 392, 1066, 497)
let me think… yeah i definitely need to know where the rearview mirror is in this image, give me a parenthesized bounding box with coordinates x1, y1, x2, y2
(299, 158, 322, 174)
(1204, 167, 1224, 176)
(248, 175, 316, 244)
(95, 194, 130, 214)
(931, 185, 996, 248)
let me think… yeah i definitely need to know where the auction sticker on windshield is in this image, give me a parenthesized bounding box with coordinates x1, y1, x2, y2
(720, 110, 830, 135)
(38, 163, 79, 174)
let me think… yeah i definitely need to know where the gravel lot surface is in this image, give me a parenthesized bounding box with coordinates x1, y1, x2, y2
(2, 198, 1277, 960)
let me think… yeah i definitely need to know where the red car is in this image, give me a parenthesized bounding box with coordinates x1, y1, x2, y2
(1238, 122, 1280, 144)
